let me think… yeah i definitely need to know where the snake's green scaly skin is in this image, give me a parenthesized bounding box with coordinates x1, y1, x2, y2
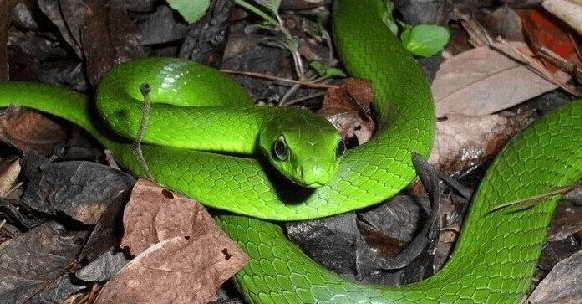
(0, 0, 580, 302)
(1, 0, 434, 223)
(217, 98, 582, 303)
(96, 58, 344, 187)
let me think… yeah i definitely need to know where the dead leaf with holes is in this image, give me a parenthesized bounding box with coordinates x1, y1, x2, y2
(95, 179, 247, 304)
(318, 79, 375, 146)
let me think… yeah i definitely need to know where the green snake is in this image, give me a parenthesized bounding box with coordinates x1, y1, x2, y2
(0, 0, 581, 302)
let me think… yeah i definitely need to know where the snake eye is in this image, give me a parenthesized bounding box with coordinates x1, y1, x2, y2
(337, 140, 346, 158)
(273, 136, 288, 160)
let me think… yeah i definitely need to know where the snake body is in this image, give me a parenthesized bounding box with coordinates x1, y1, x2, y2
(218, 96, 582, 303)
(0, 0, 580, 303)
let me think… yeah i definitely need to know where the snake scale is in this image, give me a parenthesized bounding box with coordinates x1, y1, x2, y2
(1, 0, 581, 303)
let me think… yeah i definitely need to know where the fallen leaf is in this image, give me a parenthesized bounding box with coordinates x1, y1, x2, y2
(0, 157, 20, 198)
(432, 46, 558, 118)
(527, 250, 582, 304)
(429, 113, 527, 174)
(0, 0, 20, 80)
(492, 38, 581, 95)
(548, 189, 582, 242)
(20, 160, 134, 224)
(37, 0, 143, 85)
(0, 107, 67, 156)
(543, 0, 582, 35)
(319, 79, 375, 146)
(102, 179, 247, 304)
(0, 222, 88, 303)
(517, 8, 582, 78)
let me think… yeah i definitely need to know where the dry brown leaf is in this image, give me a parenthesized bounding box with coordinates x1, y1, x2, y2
(433, 47, 557, 118)
(526, 249, 582, 304)
(38, 0, 143, 85)
(0, 0, 21, 80)
(515, 8, 582, 94)
(98, 179, 247, 304)
(319, 79, 375, 145)
(0, 157, 20, 198)
(0, 107, 67, 156)
(543, 0, 582, 35)
(492, 38, 581, 96)
(429, 113, 526, 174)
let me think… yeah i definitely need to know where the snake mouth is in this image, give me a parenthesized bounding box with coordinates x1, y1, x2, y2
(283, 171, 326, 188)
(301, 181, 324, 188)
(292, 175, 329, 189)
(286, 176, 324, 188)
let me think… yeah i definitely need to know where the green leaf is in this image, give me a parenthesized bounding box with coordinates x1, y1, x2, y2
(309, 60, 347, 78)
(401, 24, 450, 57)
(167, 0, 211, 24)
(235, 0, 279, 27)
(253, 0, 281, 15)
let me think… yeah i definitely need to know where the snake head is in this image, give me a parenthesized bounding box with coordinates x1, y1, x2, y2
(259, 107, 344, 188)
